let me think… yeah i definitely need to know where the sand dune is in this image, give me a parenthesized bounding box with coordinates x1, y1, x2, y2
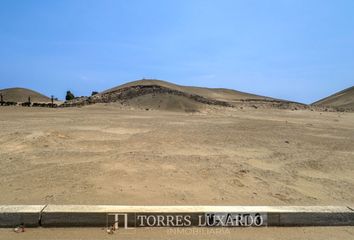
(64, 79, 306, 112)
(312, 86, 354, 111)
(0, 87, 51, 103)
(103, 79, 273, 103)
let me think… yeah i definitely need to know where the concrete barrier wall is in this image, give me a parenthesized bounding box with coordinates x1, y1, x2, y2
(0, 205, 353, 228)
(0, 205, 45, 227)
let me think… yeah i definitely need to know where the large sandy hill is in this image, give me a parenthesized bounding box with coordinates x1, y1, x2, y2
(64, 79, 305, 112)
(103, 79, 273, 103)
(0, 87, 51, 103)
(312, 86, 354, 110)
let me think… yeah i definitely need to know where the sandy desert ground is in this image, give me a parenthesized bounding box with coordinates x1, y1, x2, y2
(0, 104, 353, 206)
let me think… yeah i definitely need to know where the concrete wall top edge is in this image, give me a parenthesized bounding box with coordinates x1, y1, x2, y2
(0, 205, 45, 213)
(0, 205, 351, 214)
(39, 205, 351, 213)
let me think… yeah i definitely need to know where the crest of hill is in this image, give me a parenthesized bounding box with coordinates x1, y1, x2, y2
(0, 87, 51, 103)
(63, 79, 306, 112)
(102, 79, 274, 104)
(312, 86, 354, 110)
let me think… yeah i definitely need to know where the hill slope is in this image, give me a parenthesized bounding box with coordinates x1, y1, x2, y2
(312, 86, 354, 110)
(64, 79, 307, 112)
(0, 87, 51, 103)
(69, 80, 234, 112)
(103, 79, 273, 104)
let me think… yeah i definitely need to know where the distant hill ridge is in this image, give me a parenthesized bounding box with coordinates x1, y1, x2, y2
(63, 79, 307, 111)
(3, 80, 352, 112)
(0, 87, 51, 103)
(312, 86, 354, 111)
(103, 79, 274, 104)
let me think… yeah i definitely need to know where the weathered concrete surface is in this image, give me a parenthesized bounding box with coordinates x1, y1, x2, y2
(267, 206, 354, 226)
(40, 205, 354, 227)
(0, 205, 45, 227)
(1, 205, 353, 227)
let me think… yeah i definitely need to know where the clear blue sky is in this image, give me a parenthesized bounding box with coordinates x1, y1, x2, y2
(0, 0, 353, 103)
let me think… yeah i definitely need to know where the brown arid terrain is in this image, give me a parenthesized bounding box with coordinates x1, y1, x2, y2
(0, 103, 353, 206)
(312, 86, 354, 111)
(0, 88, 51, 103)
(63, 79, 308, 111)
(1, 81, 354, 239)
